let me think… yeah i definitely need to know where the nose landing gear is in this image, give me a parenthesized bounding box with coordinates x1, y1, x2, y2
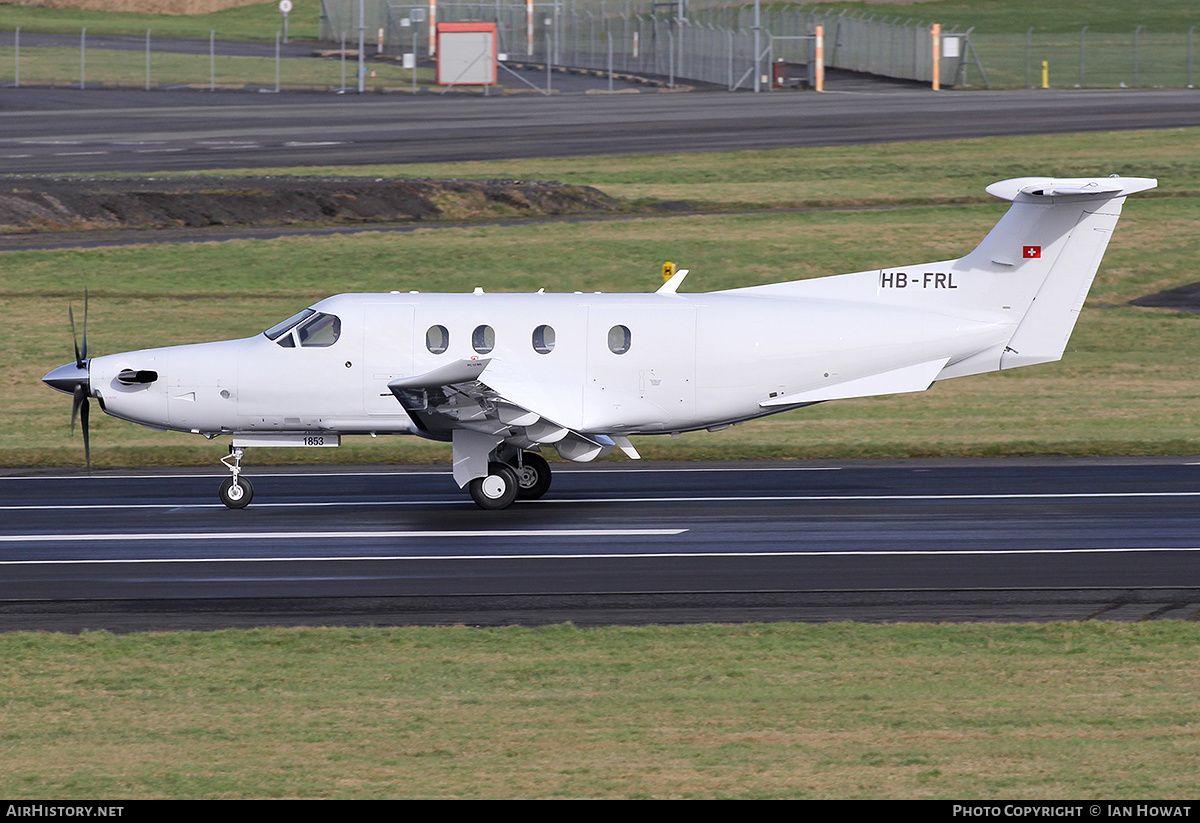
(218, 446, 253, 509)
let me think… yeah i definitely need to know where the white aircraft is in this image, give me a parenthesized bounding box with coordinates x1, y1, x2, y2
(44, 176, 1156, 510)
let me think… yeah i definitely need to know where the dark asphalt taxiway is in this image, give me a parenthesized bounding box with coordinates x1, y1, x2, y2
(3, 87, 1200, 174)
(3, 459, 1200, 631)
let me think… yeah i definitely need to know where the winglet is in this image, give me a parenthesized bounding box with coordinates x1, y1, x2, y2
(656, 268, 690, 294)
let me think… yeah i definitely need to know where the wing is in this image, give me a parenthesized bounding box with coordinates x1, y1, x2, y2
(387, 358, 639, 487)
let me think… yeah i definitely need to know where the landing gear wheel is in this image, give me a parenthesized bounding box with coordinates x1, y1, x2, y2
(513, 452, 552, 500)
(219, 476, 254, 509)
(468, 462, 519, 510)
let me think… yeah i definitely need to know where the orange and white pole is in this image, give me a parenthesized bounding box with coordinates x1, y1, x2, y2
(814, 25, 824, 92)
(931, 22, 941, 90)
(429, 0, 437, 56)
(527, 0, 534, 56)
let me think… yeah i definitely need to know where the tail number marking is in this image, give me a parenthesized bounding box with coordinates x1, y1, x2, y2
(880, 271, 958, 289)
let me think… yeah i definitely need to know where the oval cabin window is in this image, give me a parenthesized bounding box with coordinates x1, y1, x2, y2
(426, 325, 449, 354)
(532, 325, 555, 354)
(607, 324, 631, 355)
(472, 325, 495, 354)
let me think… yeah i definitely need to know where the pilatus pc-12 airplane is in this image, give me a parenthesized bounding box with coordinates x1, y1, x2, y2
(44, 176, 1156, 510)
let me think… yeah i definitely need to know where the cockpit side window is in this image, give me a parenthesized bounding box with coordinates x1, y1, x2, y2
(264, 309, 341, 348)
(296, 312, 341, 347)
(264, 308, 316, 341)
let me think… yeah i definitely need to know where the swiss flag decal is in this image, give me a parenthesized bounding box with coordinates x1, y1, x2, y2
(1023, 245, 1042, 258)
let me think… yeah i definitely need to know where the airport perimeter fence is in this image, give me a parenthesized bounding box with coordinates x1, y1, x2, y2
(968, 28, 1199, 89)
(0, 27, 438, 91)
(320, 0, 966, 89)
(3, 3, 1195, 91)
(320, 0, 1200, 90)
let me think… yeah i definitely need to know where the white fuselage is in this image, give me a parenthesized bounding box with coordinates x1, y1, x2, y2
(46, 175, 1157, 509)
(87, 289, 1008, 440)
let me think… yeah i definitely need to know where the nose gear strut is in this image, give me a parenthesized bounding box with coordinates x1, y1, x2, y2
(218, 446, 253, 509)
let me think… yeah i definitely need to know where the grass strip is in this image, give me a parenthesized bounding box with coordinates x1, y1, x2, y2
(173, 128, 1200, 210)
(1, 621, 1198, 799)
(2, 0, 323, 41)
(0, 44, 435, 89)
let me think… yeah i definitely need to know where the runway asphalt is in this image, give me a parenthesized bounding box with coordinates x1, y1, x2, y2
(3, 458, 1199, 631)
(3, 86, 1200, 174)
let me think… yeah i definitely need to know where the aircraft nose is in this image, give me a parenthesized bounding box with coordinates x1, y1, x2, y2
(43, 361, 90, 395)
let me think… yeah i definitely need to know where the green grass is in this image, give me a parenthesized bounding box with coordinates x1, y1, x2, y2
(794, 1, 1200, 34)
(2, 622, 1199, 799)
(0, 44, 435, 89)
(2, 1, 324, 42)
(7, 128, 1200, 468)
(216, 128, 1200, 207)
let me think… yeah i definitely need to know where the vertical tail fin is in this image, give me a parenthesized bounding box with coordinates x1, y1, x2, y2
(959, 176, 1156, 370)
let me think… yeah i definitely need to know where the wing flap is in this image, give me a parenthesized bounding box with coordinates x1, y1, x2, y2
(387, 357, 629, 480)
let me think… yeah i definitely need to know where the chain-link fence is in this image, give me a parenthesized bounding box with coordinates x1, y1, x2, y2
(0, 28, 434, 91)
(968, 28, 1198, 89)
(320, 0, 967, 89)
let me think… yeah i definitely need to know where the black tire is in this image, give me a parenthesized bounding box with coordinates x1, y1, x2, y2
(468, 462, 519, 510)
(512, 452, 552, 500)
(219, 476, 253, 509)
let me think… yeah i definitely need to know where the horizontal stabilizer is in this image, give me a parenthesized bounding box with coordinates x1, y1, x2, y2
(760, 358, 950, 408)
(985, 176, 1157, 202)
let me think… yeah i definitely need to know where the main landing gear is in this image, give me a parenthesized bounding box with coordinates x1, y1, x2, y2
(468, 451, 552, 510)
(218, 446, 253, 509)
(214, 445, 551, 511)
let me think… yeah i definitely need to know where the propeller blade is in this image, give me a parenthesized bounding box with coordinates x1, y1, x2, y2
(71, 384, 83, 433)
(71, 379, 91, 472)
(81, 287, 89, 364)
(80, 390, 91, 473)
(69, 303, 81, 368)
(63, 291, 93, 472)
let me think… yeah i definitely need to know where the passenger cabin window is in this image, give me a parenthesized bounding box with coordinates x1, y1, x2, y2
(532, 325, 555, 354)
(472, 325, 495, 355)
(608, 325, 631, 355)
(263, 309, 340, 348)
(426, 325, 449, 355)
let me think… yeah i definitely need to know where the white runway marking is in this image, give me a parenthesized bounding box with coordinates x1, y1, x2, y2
(1, 543, 1197, 566)
(3, 489, 1199, 511)
(0, 528, 687, 549)
(0, 466, 842, 481)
